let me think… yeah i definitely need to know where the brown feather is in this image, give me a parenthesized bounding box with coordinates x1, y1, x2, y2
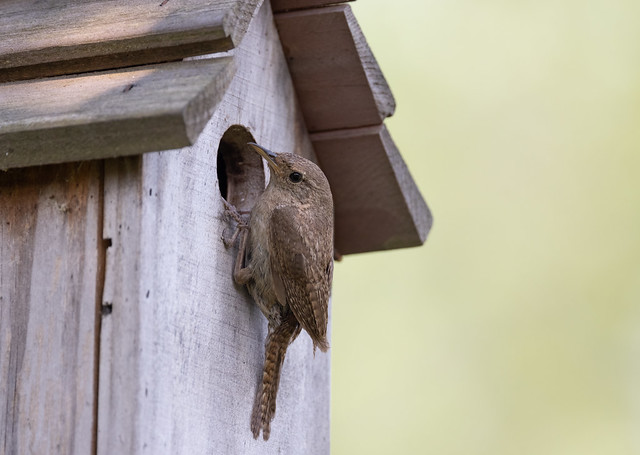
(250, 312, 300, 440)
(229, 148, 334, 440)
(269, 205, 331, 351)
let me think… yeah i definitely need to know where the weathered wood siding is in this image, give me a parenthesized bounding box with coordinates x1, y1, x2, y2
(1, 59, 236, 169)
(0, 162, 102, 454)
(0, 0, 261, 82)
(1, 2, 329, 454)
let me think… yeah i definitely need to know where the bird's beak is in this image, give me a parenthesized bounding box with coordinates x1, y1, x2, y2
(248, 142, 279, 171)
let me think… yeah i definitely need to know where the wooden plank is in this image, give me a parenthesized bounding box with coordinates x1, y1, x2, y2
(311, 124, 432, 255)
(98, 157, 144, 455)
(275, 4, 395, 132)
(97, 2, 328, 453)
(271, 0, 353, 13)
(0, 0, 261, 82)
(0, 58, 235, 170)
(0, 161, 102, 454)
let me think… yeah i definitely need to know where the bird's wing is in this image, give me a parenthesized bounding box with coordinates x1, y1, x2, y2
(269, 205, 332, 351)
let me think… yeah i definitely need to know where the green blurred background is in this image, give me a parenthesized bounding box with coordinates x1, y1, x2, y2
(331, 0, 640, 453)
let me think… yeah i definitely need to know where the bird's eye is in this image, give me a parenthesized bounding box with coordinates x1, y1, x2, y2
(289, 172, 303, 183)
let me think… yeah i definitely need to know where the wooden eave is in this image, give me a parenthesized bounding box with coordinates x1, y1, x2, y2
(0, 0, 432, 255)
(0, 0, 260, 82)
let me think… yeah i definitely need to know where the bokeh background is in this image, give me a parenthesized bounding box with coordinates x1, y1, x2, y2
(331, 0, 640, 453)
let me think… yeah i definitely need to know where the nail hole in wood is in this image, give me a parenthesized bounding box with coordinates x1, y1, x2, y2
(216, 125, 265, 213)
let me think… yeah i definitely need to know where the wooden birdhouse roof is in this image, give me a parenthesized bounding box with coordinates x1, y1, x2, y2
(0, 0, 432, 255)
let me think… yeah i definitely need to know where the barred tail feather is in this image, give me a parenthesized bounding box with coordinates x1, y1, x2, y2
(251, 314, 300, 440)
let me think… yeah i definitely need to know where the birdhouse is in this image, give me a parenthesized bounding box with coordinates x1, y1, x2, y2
(0, 0, 432, 452)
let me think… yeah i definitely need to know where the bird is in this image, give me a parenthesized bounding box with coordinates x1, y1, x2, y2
(223, 142, 334, 440)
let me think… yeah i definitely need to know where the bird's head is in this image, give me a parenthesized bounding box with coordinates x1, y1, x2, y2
(248, 142, 332, 204)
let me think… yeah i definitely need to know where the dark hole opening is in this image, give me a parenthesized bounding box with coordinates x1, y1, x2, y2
(216, 125, 265, 214)
(216, 152, 228, 199)
(101, 303, 113, 316)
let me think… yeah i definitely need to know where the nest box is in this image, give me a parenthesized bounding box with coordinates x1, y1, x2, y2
(0, 0, 432, 453)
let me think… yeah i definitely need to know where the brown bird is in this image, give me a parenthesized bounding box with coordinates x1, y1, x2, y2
(224, 142, 334, 440)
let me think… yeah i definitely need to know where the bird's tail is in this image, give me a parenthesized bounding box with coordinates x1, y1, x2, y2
(251, 313, 301, 440)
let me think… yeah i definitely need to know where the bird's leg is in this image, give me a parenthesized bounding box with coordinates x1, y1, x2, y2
(233, 227, 251, 285)
(221, 199, 252, 284)
(251, 314, 300, 440)
(221, 199, 249, 248)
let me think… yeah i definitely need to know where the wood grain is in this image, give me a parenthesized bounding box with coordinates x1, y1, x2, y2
(275, 4, 395, 132)
(97, 157, 144, 455)
(312, 124, 433, 254)
(0, 58, 235, 170)
(271, 0, 353, 13)
(97, 2, 329, 453)
(0, 161, 102, 454)
(0, 0, 261, 82)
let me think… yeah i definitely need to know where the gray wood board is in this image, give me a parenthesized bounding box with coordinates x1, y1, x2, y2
(0, 162, 102, 454)
(312, 124, 433, 254)
(0, 0, 262, 82)
(0, 58, 235, 170)
(275, 4, 395, 132)
(271, 0, 353, 12)
(97, 2, 328, 453)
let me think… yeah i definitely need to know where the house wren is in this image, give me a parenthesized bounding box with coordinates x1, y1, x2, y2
(224, 142, 334, 440)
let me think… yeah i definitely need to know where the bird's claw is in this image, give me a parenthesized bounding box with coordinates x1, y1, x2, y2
(222, 199, 249, 247)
